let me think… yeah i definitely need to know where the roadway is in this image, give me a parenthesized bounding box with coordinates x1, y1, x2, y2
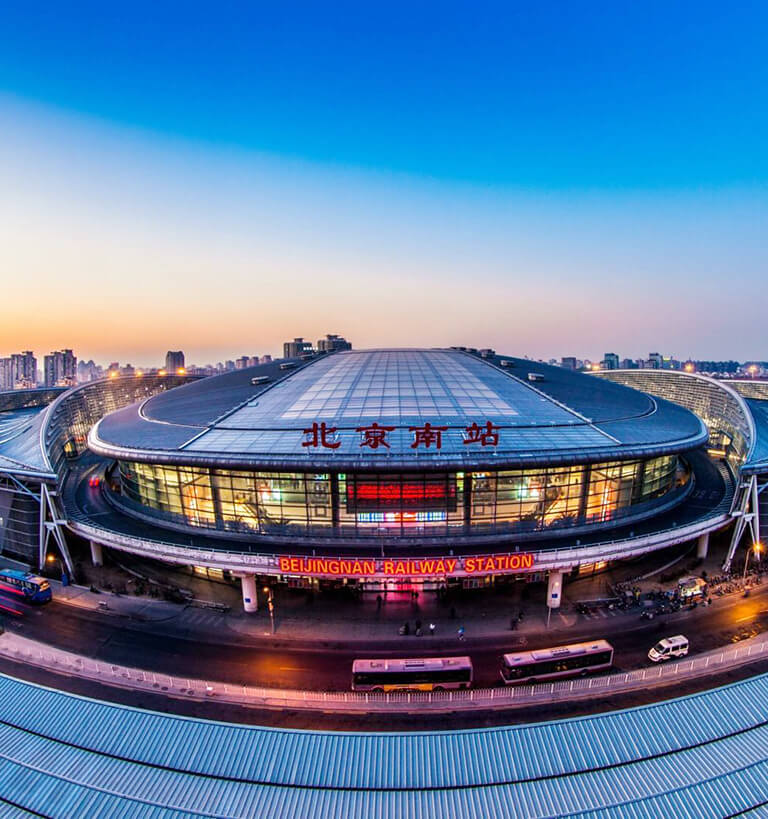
(2, 581, 768, 691)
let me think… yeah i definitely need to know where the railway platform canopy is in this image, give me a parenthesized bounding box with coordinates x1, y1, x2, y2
(0, 669, 767, 817)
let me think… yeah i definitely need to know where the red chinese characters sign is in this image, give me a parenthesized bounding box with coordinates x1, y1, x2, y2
(277, 553, 535, 578)
(301, 419, 504, 449)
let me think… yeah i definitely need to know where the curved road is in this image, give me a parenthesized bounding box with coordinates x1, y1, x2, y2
(3, 583, 767, 691)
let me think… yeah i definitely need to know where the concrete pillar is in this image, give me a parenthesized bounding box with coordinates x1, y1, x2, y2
(697, 533, 710, 559)
(241, 575, 258, 613)
(547, 570, 565, 610)
(90, 541, 103, 567)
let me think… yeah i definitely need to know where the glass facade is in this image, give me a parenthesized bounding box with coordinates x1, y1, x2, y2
(116, 454, 684, 541)
(597, 371, 751, 469)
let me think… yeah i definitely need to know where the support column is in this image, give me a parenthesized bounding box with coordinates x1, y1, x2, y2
(89, 541, 104, 567)
(241, 575, 258, 613)
(697, 533, 710, 560)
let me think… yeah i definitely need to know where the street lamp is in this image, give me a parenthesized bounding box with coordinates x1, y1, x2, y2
(264, 586, 275, 634)
(744, 541, 763, 580)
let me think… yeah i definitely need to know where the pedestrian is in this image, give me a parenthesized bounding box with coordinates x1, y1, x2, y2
(457, 625, 465, 641)
(415, 619, 422, 632)
(510, 615, 518, 631)
(429, 622, 436, 636)
(376, 594, 382, 610)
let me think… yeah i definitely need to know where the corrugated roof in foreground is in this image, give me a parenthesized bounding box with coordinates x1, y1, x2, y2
(0, 671, 768, 817)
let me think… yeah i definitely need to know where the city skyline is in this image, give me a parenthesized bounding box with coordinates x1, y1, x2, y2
(0, 338, 763, 377)
(2, 4, 767, 363)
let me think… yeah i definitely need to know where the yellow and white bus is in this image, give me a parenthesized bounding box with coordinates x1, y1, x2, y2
(352, 657, 473, 691)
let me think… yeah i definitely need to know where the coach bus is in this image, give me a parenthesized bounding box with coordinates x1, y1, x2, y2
(0, 569, 52, 605)
(500, 640, 614, 684)
(352, 657, 473, 692)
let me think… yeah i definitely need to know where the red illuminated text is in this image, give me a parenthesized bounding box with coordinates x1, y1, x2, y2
(302, 422, 340, 449)
(277, 552, 535, 578)
(357, 422, 395, 449)
(463, 420, 499, 446)
(409, 422, 447, 449)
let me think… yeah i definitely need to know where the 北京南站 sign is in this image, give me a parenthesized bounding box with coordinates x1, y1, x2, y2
(276, 553, 535, 579)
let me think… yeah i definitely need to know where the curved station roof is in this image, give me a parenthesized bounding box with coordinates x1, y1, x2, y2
(89, 349, 707, 470)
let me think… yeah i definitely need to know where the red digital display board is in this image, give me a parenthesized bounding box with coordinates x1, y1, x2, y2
(346, 474, 457, 513)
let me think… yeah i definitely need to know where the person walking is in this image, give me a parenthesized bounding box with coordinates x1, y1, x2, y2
(457, 625, 465, 641)
(429, 622, 436, 636)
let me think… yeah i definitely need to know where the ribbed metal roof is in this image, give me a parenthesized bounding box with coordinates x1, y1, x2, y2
(1, 671, 768, 816)
(744, 399, 768, 470)
(89, 350, 707, 470)
(0, 403, 54, 477)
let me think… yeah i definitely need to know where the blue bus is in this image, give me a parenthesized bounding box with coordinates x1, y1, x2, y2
(0, 569, 52, 604)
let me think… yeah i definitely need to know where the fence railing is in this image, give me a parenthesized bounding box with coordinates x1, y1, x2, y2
(2, 631, 766, 714)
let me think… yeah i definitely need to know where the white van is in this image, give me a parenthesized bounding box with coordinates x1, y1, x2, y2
(648, 635, 689, 663)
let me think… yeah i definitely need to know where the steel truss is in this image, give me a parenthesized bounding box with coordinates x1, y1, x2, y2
(723, 473, 768, 573)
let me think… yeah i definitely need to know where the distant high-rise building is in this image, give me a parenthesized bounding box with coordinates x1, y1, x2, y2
(602, 352, 620, 370)
(561, 357, 577, 371)
(165, 351, 185, 373)
(620, 358, 637, 369)
(224, 360, 235, 372)
(77, 359, 102, 383)
(0, 357, 12, 391)
(10, 351, 37, 389)
(44, 349, 77, 387)
(283, 337, 315, 358)
(235, 356, 249, 369)
(647, 352, 663, 369)
(259, 355, 272, 365)
(316, 334, 352, 353)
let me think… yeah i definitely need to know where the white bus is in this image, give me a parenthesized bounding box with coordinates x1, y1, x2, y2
(352, 657, 473, 691)
(501, 640, 614, 684)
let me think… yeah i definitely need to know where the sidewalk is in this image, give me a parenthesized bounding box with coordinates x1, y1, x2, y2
(48, 536, 756, 649)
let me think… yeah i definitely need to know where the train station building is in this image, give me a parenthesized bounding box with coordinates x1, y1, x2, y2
(1, 349, 767, 612)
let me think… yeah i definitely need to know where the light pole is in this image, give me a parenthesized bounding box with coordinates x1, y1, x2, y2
(744, 541, 763, 581)
(264, 586, 275, 634)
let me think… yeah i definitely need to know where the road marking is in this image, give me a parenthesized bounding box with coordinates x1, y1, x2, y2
(735, 614, 758, 623)
(279, 666, 309, 672)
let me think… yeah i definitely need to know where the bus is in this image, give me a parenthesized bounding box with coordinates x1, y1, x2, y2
(0, 569, 52, 605)
(352, 657, 473, 691)
(501, 640, 614, 684)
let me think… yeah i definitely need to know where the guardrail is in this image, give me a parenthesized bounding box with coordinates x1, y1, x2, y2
(2, 631, 767, 714)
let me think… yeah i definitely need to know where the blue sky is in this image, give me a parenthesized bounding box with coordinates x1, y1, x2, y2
(1, 2, 766, 364)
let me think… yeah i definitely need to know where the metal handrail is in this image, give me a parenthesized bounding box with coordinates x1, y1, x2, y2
(2, 630, 767, 714)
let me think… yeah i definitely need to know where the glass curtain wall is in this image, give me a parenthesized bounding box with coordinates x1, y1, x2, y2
(117, 454, 682, 539)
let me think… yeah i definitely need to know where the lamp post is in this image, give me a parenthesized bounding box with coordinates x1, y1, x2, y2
(744, 541, 763, 581)
(264, 586, 275, 634)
